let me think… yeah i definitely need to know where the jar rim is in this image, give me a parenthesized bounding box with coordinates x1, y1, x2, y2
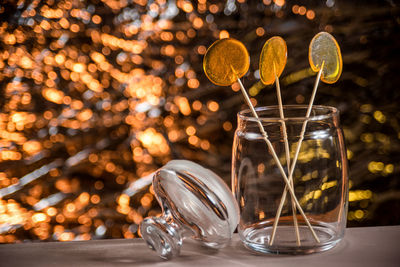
(238, 105, 339, 122)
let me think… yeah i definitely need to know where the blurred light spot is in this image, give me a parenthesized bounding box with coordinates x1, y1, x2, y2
(373, 110, 386, 123)
(223, 121, 232, 131)
(274, 0, 285, 7)
(192, 100, 202, 111)
(354, 210, 364, 219)
(186, 126, 196, 136)
(298, 6, 306, 15)
(200, 140, 210, 150)
(91, 194, 100, 204)
(32, 213, 47, 223)
(292, 5, 299, 14)
(219, 30, 229, 39)
(207, 101, 219, 112)
(188, 135, 199, 145)
(256, 27, 265, 36)
(306, 10, 315, 20)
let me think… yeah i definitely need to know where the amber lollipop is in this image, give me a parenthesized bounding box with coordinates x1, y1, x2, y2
(204, 39, 315, 242)
(203, 38, 257, 120)
(203, 38, 249, 86)
(259, 36, 287, 86)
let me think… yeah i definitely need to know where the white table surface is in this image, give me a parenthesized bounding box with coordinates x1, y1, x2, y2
(0, 226, 399, 267)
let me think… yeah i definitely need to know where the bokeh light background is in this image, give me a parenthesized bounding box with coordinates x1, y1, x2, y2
(0, 0, 399, 243)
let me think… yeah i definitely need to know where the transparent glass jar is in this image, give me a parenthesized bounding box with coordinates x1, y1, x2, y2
(232, 105, 349, 254)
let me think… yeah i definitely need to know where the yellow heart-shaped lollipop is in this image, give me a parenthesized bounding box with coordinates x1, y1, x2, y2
(309, 32, 342, 84)
(259, 36, 287, 85)
(203, 38, 250, 86)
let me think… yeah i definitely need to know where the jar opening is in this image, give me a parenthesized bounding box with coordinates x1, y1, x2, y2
(238, 105, 339, 122)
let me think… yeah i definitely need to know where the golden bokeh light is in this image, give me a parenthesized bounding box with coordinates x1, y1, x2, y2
(0, 0, 396, 244)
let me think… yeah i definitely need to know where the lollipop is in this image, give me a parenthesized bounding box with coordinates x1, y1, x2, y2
(203, 38, 255, 118)
(260, 36, 301, 246)
(309, 32, 342, 84)
(272, 32, 343, 245)
(203, 38, 250, 86)
(259, 36, 287, 85)
(204, 38, 319, 245)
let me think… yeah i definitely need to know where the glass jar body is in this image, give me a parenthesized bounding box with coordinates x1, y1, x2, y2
(232, 105, 349, 254)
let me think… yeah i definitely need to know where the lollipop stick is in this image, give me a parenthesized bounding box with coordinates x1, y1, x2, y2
(271, 62, 325, 244)
(236, 78, 319, 242)
(289, 62, 324, 180)
(269, 67, 301, 246)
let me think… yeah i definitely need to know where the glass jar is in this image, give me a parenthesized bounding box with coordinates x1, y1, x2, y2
(232, 105, 349, 254)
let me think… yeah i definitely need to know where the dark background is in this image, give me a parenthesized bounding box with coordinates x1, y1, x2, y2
(0, 0, 399, 243)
